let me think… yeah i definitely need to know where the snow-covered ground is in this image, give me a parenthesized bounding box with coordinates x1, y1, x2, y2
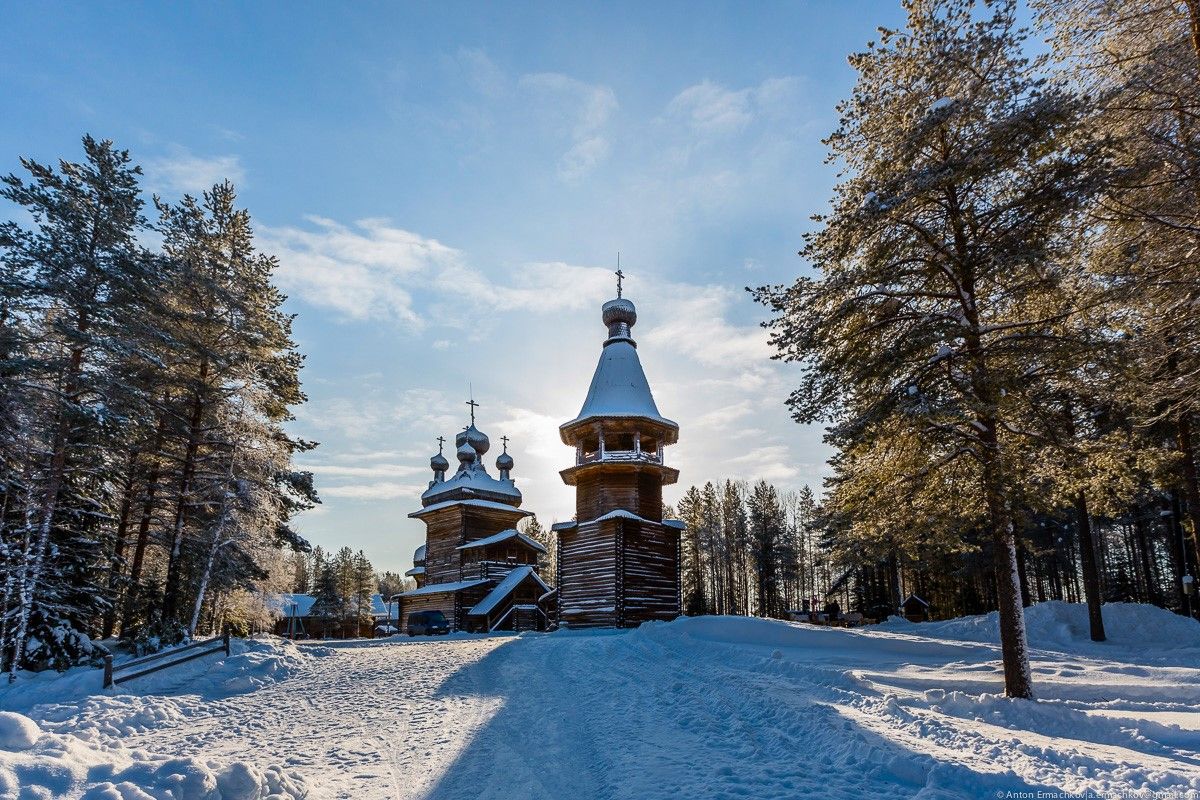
(2, 602, 1199, 799)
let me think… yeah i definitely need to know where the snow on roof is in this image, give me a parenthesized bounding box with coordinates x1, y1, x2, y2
(397, 578, 491, 598)
(420, 461, 521, 505)
(560, 340, 677, 440)
(404, 566, 426, 577)
(409, 498, 533, 519)
(271, 593, 316, 618)
(903, 594, 929, 606)
(553, 510, 683, 530)
(467, 566, 551, 617)
(455, 528, 547, 554)
(270, 593, 388, 617)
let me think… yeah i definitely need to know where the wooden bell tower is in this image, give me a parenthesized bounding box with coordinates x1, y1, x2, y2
(553, 281, 684, 628)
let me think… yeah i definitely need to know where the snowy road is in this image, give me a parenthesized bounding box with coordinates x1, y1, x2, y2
(11, 604, 1200, 799)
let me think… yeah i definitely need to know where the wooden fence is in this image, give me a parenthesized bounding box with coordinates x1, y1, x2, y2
(102, 631, 231, 689)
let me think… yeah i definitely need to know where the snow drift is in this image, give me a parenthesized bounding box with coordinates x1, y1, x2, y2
(879, 600, 1200, 654)
(0, 636, 323, 799)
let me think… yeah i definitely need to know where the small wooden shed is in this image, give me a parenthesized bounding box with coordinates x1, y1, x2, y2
(901, 594, 930, 622)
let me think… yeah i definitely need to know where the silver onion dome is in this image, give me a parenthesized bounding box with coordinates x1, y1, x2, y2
(602, 297, 637, 341)
(456, 440, 476, 465)
(496, 451, 514, 471)
(430, 451, 450, 472)
(455, 424, 490, 457)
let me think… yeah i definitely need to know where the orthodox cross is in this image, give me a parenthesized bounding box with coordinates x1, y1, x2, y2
(500, 435, 510, 453)
(615, 266, 625, 299)
(466, 397, 479, 426)
(436, 435, 446, 454)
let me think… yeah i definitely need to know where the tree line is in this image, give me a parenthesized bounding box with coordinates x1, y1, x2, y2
(282, 546, 382, 638)
(753, 0, 1200, 698)
(0, 137, 317, 676)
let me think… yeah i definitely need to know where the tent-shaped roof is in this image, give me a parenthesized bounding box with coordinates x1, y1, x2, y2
(467, 566, 551, 617)
(560, 339, 677, 443)
(456, 528, 547, 554)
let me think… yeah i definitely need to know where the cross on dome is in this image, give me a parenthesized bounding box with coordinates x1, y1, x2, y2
(615, 267, 624, 298)
(466, 397, 479, 425)
(500, 435, 510, 452)
(436, 435, 446, 454)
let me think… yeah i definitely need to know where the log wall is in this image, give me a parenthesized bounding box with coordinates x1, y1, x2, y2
(557, 521, 618, 627)
(622, 522, 681, 625)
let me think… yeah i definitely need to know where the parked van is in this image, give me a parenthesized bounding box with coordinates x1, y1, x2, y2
(407, 610, 450, 636)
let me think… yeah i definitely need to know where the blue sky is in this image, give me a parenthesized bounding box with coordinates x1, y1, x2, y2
(2, 1, 909, 574)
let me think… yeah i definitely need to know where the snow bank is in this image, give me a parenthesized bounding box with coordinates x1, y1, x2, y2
(0, 713, 40, 751)
(0, 712, 309, 800)
(0, 635, 328, 715)
(0, 637, 323, 799)
(878, 601, 1200, 653)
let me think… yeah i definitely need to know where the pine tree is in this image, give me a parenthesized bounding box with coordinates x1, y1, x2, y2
(0, 136, 158, 675)
(754, 0, 1109, 697)
(310, 560, 342, 639)
(1036, 0, 1200, 606)
(675, 486, 707, 615)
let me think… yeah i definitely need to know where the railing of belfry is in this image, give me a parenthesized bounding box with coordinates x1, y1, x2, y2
(102, 629, 231, 689)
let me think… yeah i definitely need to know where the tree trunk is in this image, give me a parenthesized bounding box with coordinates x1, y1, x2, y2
(980, 423, 1034, 699)
(1015, 541, 1032, 608)
(1074, 492, 1106, 641)
(103, 450, 139, 638)
(1178, 415, 1200, 579)
(122, 416, 169, 633)
(162, 359, 209, 622)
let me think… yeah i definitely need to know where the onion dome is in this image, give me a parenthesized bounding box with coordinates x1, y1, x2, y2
(456, 440, 477, 466)
(602, 297, 637, 343)
(413, 544, 426, 564)
(430, 451, 449, 473)
(496, 451, 514, 472)
(455, 424, 490, 457)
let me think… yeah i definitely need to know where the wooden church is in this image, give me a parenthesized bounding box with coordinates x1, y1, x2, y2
(395, 411, 555, 632)
(551, 282, 685, 627)
(397, 275, 683, 631)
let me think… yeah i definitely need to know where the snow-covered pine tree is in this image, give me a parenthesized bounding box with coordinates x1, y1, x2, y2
(0, 136, 160, 676)
(151, 182, 314, 633)
(754, 0, 1109, 698)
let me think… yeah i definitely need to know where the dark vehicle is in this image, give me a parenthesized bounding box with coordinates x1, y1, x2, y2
(407, 610, 450, 636)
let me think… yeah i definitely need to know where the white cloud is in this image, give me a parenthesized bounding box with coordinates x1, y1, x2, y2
(518, 72, 618, 181)
(260, 217, 460, 325)
(320, 482, 427, 501)
(261, 215, 617, 325)
(641, 283, 771, 367)
(146, 147, 245, 194)
(664, 77, 804, 138)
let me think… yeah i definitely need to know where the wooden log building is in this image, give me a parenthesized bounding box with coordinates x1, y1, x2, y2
(395, 415, 556, 632)
(552, 288, 686, 627)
